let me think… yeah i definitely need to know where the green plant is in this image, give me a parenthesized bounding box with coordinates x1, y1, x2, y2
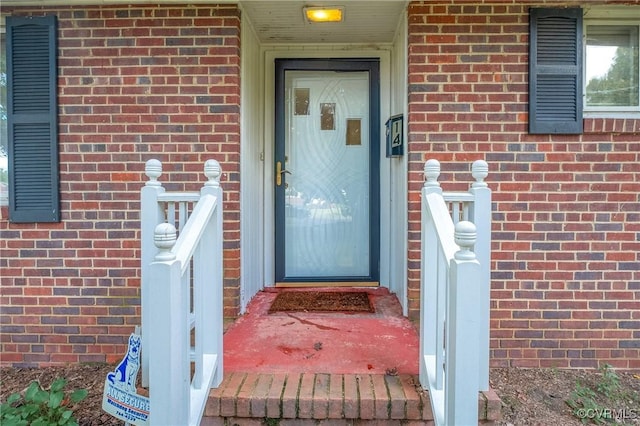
(567, 381, 605, 424)
(0, 378, 88, 426)
(566, 363, 631, 425)
(596, 363, 620, 399)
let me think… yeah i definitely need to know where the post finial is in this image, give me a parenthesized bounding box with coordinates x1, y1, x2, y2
(154, 223, 177, 261)
(145, 159, 162, 187)
(424, 159, 441, 188)
(454, 220, 477, 260)
(471, 160, 488, 188)
(204, 159, 222, 188)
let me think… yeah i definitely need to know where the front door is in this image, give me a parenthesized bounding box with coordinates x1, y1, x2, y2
(274, 59, 380, 285)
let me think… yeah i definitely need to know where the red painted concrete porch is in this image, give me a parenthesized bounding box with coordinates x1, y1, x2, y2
(202, 288, 501, 424)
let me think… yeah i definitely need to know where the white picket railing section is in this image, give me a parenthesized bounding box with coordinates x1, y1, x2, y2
(140, 159, 224, 426)
(420, 159, 491, 426)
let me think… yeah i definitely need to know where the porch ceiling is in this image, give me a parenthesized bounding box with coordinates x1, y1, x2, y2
(240, 1, 408, 44)
(3, 0, 408, 45)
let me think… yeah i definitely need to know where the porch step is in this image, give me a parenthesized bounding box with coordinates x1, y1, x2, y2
(202, 372, 501, 425)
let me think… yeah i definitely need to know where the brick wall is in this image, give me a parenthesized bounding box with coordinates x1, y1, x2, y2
(407, 1, 639, 369)
(1, 1, 638, 370)
(0, 4, 241, 366)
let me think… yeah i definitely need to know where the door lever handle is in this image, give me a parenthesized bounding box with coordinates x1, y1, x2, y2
(276, 161, 291, 186)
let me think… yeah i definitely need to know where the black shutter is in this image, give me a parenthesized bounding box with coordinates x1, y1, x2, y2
(7, 15, 60, 222)
(529, 8, 583, 134)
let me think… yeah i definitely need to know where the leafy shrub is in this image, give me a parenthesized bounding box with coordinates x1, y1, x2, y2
(566, 363, 638, 425)
(0, 377, 88, 426)
(595, 363, 621, 399)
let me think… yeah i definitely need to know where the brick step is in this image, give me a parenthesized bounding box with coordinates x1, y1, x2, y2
(202, 372, 501, 425)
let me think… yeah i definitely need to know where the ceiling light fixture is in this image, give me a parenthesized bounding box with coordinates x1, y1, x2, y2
(303, 6, 344, 23)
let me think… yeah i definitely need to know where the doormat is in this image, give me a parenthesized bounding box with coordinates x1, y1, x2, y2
(268, 291, 374, 313)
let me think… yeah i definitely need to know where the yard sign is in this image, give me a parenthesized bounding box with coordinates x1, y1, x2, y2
(102, 331, 150, 425)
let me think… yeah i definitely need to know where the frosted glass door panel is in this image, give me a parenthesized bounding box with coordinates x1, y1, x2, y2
(284, 71, 370, 278)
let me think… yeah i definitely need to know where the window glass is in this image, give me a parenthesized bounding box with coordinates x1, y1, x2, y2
(585, 24, 640, 110)
(0, 19, 7, 205)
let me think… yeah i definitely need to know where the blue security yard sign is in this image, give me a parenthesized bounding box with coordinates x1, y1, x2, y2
(102, 332, 150, 426)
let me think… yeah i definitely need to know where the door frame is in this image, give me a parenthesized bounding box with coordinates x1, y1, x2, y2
(274, 58, 381, 284)
(263, 48, 392, 289)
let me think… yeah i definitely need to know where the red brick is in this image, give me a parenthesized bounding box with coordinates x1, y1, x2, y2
(281, 373, 301, 418)
(342, 375, 359, 419)
(328, 374, 343, 418)
(219, 372, 245, 417)
(249, 374, 271, 418)
(357, 375, 375, 420)
(385, 375, 406, 419)
(419, 387, 433, 421)
(265, 373, 286, 418)
(297, 373, 315, 419)
(312, 373, 329, 419)
(482, 389, 502, 421)
(236, 373, 259, 417)
(371, 374, 390, 419)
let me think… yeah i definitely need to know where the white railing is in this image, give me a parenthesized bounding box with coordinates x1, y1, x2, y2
(420, 159, 491, 426)
(140, 159, 224, 426)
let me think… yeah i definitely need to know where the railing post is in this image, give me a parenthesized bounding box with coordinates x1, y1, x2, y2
(420, 159, 442, 387)
(200, 159, 224, 388)
(148, 223, 190, 425)
(469, 159, 491, 391)
(140, 159, 165, 387)
(446, 221, 480, 425)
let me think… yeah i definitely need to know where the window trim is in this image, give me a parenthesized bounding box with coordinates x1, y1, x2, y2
(583, 19, 640, 115)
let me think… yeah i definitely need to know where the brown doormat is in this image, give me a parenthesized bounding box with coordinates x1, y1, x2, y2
(268, 291, 374, 313)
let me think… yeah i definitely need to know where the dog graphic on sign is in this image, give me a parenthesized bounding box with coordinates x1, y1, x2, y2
(107, 333, 141, 392)
(102, 331, 149, 426)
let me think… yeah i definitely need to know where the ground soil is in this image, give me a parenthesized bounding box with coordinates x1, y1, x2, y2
(1, 364, 638, 425)
(491, 367, 640, 426)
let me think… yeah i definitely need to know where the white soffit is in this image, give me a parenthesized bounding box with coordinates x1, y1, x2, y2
(2, 0, 409, 45)
(240, 1, 408, 44)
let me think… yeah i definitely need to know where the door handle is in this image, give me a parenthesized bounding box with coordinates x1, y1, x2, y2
(276, 161, 291, 186)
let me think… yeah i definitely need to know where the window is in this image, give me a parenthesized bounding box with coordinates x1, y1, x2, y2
(584, 22, 640, 112)
(529, 7, 640, 134)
